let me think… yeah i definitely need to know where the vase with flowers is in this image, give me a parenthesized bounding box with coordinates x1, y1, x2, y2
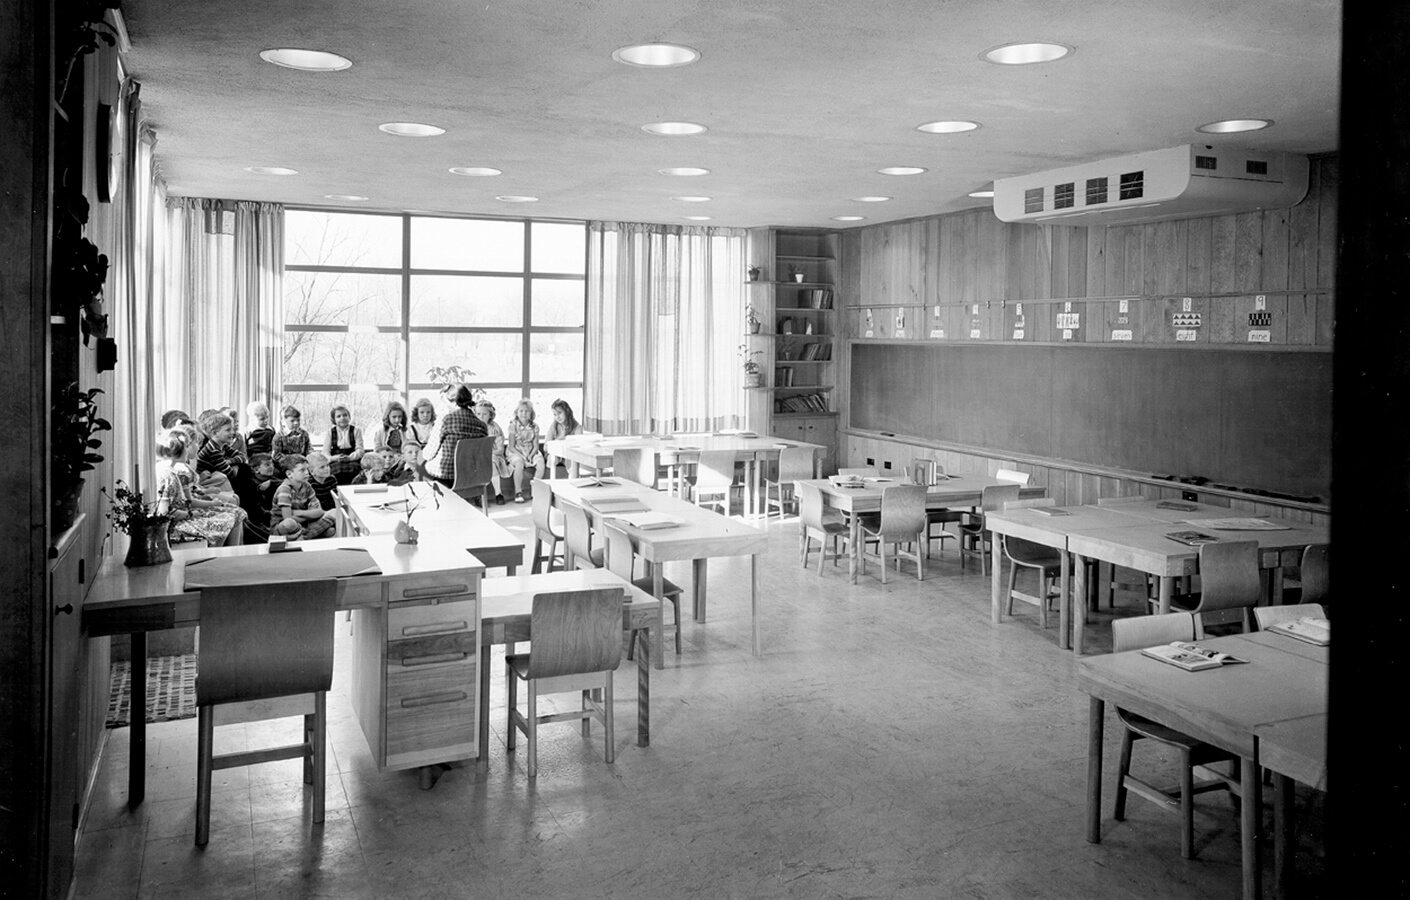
(103, 479, 172, 567)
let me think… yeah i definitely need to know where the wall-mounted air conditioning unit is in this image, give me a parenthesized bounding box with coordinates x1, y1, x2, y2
(992, 145, 1309, 226)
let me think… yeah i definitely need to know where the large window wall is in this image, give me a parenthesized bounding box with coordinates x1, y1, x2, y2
(283, 210, 585, 432)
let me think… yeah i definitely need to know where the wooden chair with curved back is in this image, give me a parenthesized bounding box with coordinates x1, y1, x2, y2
(530, 478, 565, 574)
(451, 437, 495, 509)
(1000, 498, 1066, 627)
(959, 483, 1022, 575)
(602, 520, 683, 657)
(612, 448, 658, 490)
(687, 449, 738, 516)
(1253, 602, 1328, 631)
(1296, 543, 1330, 605)
(798, 481, 847, 574)
(505, 588, 624, 778)
(562, 501, 605, 570)
(1111, 612, 1242, 860)
(1157, 540, 1262, 636)
(764, 446, 816, 518)
(857, 483, 928, 583)
(195, 578, 338, 846)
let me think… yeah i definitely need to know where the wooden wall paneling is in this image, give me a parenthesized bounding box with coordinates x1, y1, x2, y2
(1180, 216, 1213, 346)
(1286, 163, 1319, 345)
(1205, 214, 1237, 344)
(859, 226, 887, 307)
(921, 218, 941, 307)
(1314, 158, 1337, 347)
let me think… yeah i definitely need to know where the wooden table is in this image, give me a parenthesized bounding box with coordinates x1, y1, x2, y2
(550, 477, 769, 663)
(546, 433, 825, 516)
(1078, 633, 1329, 900)
(84, 536, 485, 807)
(478, 570, 661, 769)
(337, 481, 524, 573)
(800, 476, 1046, 584)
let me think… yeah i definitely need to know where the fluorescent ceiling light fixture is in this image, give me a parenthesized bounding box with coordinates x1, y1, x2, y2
(245, 166, 298, 175)
(378, 122, 446, 137)
(878, 166, 926, 175)
(495, 195, 538, 202)
(613, 43, 700, 67)
(852, 196, 891, 202)
(259, 48, 352, 71)
(672, 196, 711, 202)
(642, 121, 707, 136)
(659, 167, 710, 176)
(968, 189, 995, 198)
(1197, 118, 1273, 134)
(833, 215, 865, 221)
(683, 216, 713, 221)
(982, 42, 1072, 65)
(917, 120, 980, 133)
(449, 166, 502, 176)
(323, 194, 369, 201)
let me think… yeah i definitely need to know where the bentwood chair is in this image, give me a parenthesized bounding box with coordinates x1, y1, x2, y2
(195, 579, 337, 846)
(1111, 613, 1242, 860)
(764, 446, 816, 518)
(995, 468, 1031, 485)
(1000, 498, 1065, 626)
(612, 448, 658, 490)
(530, 478, 565, 574)
(603, 521, 683, 656)
(1295, 543, 1330, 605)
(506, 589, 623, 778)
(856, 484, 928, 583)
(959, 483, 1022, 575)
(1158, 540, 1262, 636)
(798, 481, 847, 574)
(562, 501, 605, 570)
(451, 437, 495, 509)
(688, 450, 737, 516)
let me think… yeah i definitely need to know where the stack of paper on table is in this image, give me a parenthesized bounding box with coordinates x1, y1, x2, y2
(1196, 517, 1293, 531)
(612, 512, 684, 531)
(1266, 617, 1331, 646)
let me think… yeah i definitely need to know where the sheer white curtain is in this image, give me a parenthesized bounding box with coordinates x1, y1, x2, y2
(586, 222, 746, 434)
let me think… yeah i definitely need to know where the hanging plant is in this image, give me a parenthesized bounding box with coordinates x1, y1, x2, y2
(52, 187, 110, 343)
(56, 0, 122, 107)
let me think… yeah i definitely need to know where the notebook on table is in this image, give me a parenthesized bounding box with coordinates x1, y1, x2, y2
(1165, 530, 1220, 546)
(612, 512, 684, 531)
(571, 476, 619, 488)
(1266, 617, 1330, 646)
(1141, 641, 1248, 671)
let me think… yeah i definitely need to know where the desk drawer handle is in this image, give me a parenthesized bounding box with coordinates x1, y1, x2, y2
(400, 583, 470, 599)
(399, 652, 468, 667)
(400, 621, 469, 637)
(400, 690, 467, 708)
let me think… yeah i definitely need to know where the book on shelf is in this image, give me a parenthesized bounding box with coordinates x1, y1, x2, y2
(1165, 530, 1220, 546)
(774, 366, 795, 387)
(799, 288, 833, 309)
(1266, 617, 1330, 646)
(1141, 642, 1248, 671)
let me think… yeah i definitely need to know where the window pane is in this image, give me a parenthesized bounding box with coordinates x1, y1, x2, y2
(531, 222, 585, 274)
(285, 272, 403, 327)
(283, 332, 403, 386)
(410, 217, 523, 272)
(528, 389, 584, 427)
(529, 333, 583, 382)
(410, 275, 523, 327)
(530, 278, 585, 327)
(282, 389, 402, 443)
(409, 333, 522, 387)
(285, 210, 402, 268)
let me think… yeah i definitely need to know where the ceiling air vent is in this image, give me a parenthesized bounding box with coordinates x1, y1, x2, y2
(992, 144, 1310, 225)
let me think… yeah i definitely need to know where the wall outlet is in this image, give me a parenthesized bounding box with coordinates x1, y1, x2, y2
(866, 457, 875, 466)
(883, 460, 892, 470)
(1181, 490, 1198, 502)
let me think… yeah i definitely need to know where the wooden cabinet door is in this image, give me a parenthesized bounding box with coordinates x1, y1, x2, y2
(47, 523, 85, 899)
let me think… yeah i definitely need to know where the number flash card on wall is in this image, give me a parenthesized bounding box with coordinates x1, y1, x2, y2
(1176, 329, 1198, 342)
(864, 308, 874, 338)
(1013, 328, 1025, 340)
(1255, 294, 1267, 310)
(1111, 329, 1133, 341)
(1172, 313, 1202, 328)
(1056, 312, 1080, 329)
(894, 311, 906, 338)
(1119, 299, 1129, 313)
(1183, 297, 1193, 312)
(1248, 330, 1271, 343)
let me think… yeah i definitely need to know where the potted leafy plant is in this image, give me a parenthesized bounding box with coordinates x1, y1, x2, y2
(739, 344, 764, 388)
(787, 264, 806, 283)
(52, 383, 111, 532)
(747, 264, 761, 282)
(52, 187, 110, 344)
(745, 303, 762, 334)
(102, 479, 172, 567)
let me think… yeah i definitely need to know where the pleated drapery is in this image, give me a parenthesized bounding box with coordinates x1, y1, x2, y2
(585, 222, 747, 434)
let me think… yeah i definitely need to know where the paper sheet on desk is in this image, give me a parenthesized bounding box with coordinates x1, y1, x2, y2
(1195, 517, 1292, 531)
(612, 513, 684, 531)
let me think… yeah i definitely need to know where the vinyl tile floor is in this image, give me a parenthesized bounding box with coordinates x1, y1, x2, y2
(73, 501, 1327, 899)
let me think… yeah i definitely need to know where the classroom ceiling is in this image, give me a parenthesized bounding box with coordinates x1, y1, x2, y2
(121, 0, 1341, 229)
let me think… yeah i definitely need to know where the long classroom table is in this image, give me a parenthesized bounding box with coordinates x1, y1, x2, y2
(546, 433, 826, 516)
(799, 475, 1046, 584)
(1078, 630, 1329, 900)
(549, 476, 769, 662)
(336, 481, 524, 572)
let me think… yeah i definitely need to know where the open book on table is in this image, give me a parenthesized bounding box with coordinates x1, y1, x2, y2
(1141, 642, 1248, 671)
(612, 512, 684, 531)
(587, 496, 652, 514)
(1266, 616, 1330, 646)
(570, 476, 619, 488)
(1165, 530, 1220, 547)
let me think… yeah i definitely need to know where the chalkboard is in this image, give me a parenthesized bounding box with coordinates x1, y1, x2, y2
(850, 343, 1332, 500)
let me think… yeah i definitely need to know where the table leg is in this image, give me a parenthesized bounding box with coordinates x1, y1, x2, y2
(1273, 771, 1294, 900)
(1158, 576, 1174, 614)
(128, 631, 147, 809)
(651, 564, 665, 671)
(753, 457, 762, 517)
(990, 535, 1004, 624)
(636, 628, 650, 747)
(477, 638, 491, 770)
(693, 558, 708, 622)
(751, 553, 761, 657)
(848, 512, 860, 584)
(1241, 755, 1262, 900)
(1059, 549, 1072, 651)
(1086, 695, 1104, 843)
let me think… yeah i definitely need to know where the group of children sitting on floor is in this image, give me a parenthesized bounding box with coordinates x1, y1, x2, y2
(150, 393, 581, 545)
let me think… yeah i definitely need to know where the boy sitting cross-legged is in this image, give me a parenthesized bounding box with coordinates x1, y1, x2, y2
(269, 454, 336, 540)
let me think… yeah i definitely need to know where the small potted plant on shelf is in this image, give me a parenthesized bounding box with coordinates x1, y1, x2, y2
(51, 382, 111, 533)
(739, 344, 764, 388)
(787, 264, 806, 283)
(747, 264, 761, 282)
(102, 479, 172, 567)
(745, 303, 762, 334)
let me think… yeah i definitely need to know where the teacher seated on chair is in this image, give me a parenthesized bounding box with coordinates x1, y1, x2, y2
(426, 384, 487, 489)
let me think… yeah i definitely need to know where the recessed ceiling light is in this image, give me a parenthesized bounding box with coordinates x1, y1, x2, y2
(672, 196, 711, 202)
(917, 120, 980, 134)
(245, 166, 298, 175)
(833, 216, 866, 222)
(878, 166, 926, 176)
(259, 48, 352, 71)
(982, 42, 1073, 65)
(1197, 118, 1273, 134)
(612, 43, 701, 67)
(968, 189, 995, 199)
(323, 194, 369, 201)
(642, 122, 707, 136)
(495, 195, 538, 203)
(852, 196, 892, 202)
(449, 166, 503, 177)
(659, 167, 710, 176)
(683, 216, 713, 221)
(378, 122, 445, 137)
